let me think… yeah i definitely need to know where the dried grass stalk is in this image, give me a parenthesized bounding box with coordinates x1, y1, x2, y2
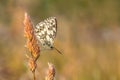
(24, 12, 58, 80)
(45, 63, 56, 80)
(24, 12, 40, 60)
(26, 54, 37, 72)
(24, 12, 40, 80)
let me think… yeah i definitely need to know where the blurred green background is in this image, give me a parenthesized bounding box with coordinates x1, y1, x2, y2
(0, 0, 120, 80)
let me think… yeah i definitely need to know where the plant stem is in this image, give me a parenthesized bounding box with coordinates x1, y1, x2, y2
(33, 71, 36, 80)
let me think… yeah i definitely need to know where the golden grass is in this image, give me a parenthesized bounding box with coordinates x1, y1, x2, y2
(23, 12, 56, 80)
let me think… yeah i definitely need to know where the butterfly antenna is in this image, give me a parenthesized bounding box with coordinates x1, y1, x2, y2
(53, 47, 62, 55)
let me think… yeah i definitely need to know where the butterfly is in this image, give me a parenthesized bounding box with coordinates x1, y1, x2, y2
(34, 17, 62, 54)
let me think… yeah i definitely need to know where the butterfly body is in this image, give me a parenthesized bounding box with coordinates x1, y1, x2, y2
(34, 17, 57, 50)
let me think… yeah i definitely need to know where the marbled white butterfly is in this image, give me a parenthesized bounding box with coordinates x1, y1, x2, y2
(34, 17, 62, 54)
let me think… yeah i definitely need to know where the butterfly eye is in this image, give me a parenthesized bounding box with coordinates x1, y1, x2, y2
(50, 46, 53, 49)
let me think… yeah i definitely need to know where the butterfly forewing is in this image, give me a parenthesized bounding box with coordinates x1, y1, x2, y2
(34, 17, 57, 49)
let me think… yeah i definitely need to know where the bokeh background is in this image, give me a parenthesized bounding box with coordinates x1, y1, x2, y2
(0, 0, 120, 80)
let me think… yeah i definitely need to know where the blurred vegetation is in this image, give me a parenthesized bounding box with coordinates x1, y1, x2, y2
(0, 0, 120, 80)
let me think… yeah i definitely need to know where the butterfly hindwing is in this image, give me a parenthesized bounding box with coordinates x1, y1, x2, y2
(34, 17, 57, 49)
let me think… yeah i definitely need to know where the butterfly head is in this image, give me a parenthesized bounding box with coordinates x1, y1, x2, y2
(42, 40, 54, 49)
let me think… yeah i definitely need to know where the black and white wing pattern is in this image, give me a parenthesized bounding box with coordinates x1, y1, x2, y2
(34, 17, 57, 49)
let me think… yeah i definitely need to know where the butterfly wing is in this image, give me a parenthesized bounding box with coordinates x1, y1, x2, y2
(34, 17, 57, 49)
